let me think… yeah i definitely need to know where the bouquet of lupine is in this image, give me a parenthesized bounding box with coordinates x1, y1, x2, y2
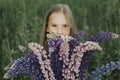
(3, 31, 120, 80)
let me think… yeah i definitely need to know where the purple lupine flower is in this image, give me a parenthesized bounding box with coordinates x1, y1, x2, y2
(58, 36, 102, 80)
(59, 42, 71, 80)
(3, 50, 45, 80)
(73, 31, 86, 42)
(47, 34, 63, 59)
(28, 43, 56, 80)
(87, 32, 119, 43)
(47, 34, 65, 80)
(71, 41, 102, 79)
(86, 61, 120, 80)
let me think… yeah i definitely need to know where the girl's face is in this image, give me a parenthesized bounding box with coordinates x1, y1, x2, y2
(47, 12, 71, 36)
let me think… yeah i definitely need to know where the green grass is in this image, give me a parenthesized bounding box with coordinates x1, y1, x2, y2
(0, 0, 120, 80)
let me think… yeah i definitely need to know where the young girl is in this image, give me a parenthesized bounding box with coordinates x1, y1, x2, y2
(39, 4, 101, 80)
(40, 4, 77, 50)
(39, 4, 78, 79)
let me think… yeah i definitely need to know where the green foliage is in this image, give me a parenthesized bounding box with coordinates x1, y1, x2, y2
(0, 0, 120, 80)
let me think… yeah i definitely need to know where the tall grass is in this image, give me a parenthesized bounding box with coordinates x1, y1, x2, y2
(0, 0, 120, 80)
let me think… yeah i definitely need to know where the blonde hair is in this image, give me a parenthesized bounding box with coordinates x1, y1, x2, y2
(40, 4, 77, 50)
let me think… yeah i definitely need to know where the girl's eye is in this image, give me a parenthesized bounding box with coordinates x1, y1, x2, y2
(63, 25, 68, 28)
(52, 24, 57, 27)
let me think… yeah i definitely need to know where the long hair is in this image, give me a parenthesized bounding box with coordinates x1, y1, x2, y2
(40, 4, 77, 50)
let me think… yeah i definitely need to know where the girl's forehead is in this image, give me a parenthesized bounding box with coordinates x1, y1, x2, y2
(49, 12, 65, 18)
(49, 12, 70, 24)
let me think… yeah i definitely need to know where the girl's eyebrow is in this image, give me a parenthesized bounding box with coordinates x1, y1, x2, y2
(49, 22, 56, 24)
(49, 23, 56, 25)
(49, 22, 68, 25)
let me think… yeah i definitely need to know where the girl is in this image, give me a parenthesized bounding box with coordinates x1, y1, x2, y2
(40, 4, 77, 50)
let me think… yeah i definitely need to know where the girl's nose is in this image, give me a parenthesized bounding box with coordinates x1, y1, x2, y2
(57, 26, 63, 35)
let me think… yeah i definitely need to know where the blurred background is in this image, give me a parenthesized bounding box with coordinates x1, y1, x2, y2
(0, 0, 120, 80)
